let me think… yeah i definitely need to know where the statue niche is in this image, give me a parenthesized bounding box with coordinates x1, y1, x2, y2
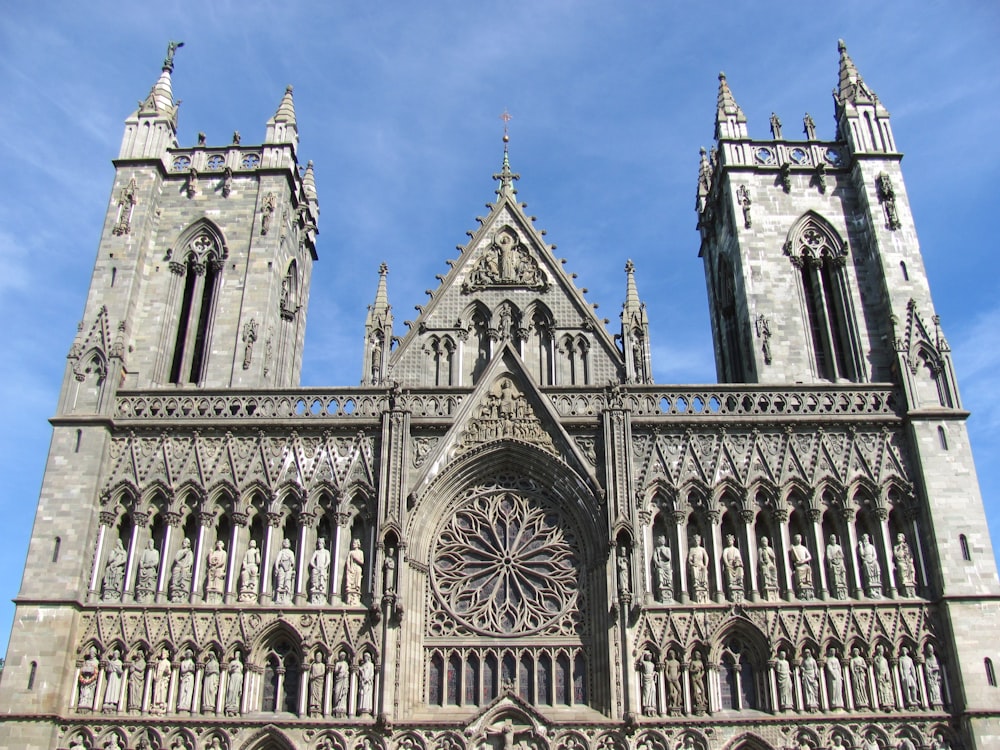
(463, 227, 547, 293)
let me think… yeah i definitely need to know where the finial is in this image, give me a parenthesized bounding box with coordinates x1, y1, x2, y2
(163, 41, 184, 72)
(286, 85, 293, 94)
(719, 71, 726, 81)
(492, 110, 520, 196)
(379, 262, 388, 276)
(625, 259, 635, 274)
(500, 108, 512, 142)
(837, 39, 847, 53)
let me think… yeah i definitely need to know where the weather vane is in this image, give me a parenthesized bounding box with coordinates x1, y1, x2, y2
(500, 109, 512, 142)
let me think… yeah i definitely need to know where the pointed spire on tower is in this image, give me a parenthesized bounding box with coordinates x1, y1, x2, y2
(715, 72, 748, 140)
(836, 38, 880, 107)
(363, 263, 393, 386)
(141, 41, 183, 114)
(265, 85, 299, 147)
(302, 160, 317, 203)
(493, 110, 520, 199)
(621, 260, 651, 384)
(121, 42, 182, 158)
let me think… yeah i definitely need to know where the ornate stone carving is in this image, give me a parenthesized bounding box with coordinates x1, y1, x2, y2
(721, 534, 745, 602)
(826, 534, 848, 599)
(239, 540, 261, 602)
(344, 538, 364, 606)
(687, 534, 710, 603)
(755, 314, 772, 364)
(308, 653, 326, 717)
(225, 650, 243, 716)
(458, 376, 555, 455)
(273, 538, 296, 605)
(204, 540, 226, 604)
(101, 539, 127, 602)
(775, 649, 793, 710)
(859, 533, 883, 598)
(112, 178, 137, 236)
(737, 184, 752, 229)
(463, 227, 547, 292)
(169, 538, 194, 602)
(202, 650, 220, 714)
(789, 533, 814, 600)
(894, 533, 917, 597)
(431, 486, 579, 636)
(260, 192, 276, 235)
(639, 651, 658, 716)
(310, 538, 331, 605)
(651, 535, 672, 603)
(77, 647, 99, 712)
(757, 536, 779, 600)
(876, 172, 902, 230)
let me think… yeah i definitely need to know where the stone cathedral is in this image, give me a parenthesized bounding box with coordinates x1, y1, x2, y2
(1, 39, 999, 750)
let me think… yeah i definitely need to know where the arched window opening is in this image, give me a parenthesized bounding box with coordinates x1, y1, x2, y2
(446, 653, 461, 706)
(465, 653, 480, 706)
(900, 261, 909, 281)
(52, 536, 61, 563)
(27, 661, 37, 690)
(483, 653, 498, 704)
(987, 657, 997, 687)
(573, 652, 587, 704)
(75, 429, 82, 453)
(789, 216, 860, 383)
(169, 232, 223, 384)
(716, 255, 745, 382)
(938, 426, 949, 450)
(531, 309, 554, 385)
(429, 653, 444, 706)
(961, 534, 972, 561)
(261, 638, 299, 714)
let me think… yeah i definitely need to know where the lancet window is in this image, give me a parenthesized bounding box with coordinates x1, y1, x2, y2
(167, 226, 225, 384)
(715, 255, 746, 382)
(786, 214, 861, 382)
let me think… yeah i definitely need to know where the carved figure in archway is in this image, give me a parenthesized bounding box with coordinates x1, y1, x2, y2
(688, 652, 707, 714)
(721, 534, 745, 602)
(77, 646, 99, 712)
(273, 538, 296, 605)
(332, 651, 349, 717)
(345, 538, 365, 606)
(310, 538, 331, 605)
(205, 540, 227, 604)
(925, 644, 944, 707)
(639, 651, 658, 716)
(775, 649, 793, 710)
(664, 649, 682, 713)
(898, 646, 919, 708)
(651, 535, 672, 603)
(103, 649, 124, 713)
(859, 533, 882, 598)
(687, 535, 710, 603)
(102, 539, 127, 602)
(384, 547, 397, 594)
(239, 540, 261, 602)
(202, 650, 220, 714)
(169, 538, 194, 603)
(826, 534, 848, 599)
(177, 648, 196, 712)
(136, 539, 159, 603)
(617, 546, 631, 600)
(358, 652, 375, 715)
(225, 650, 243, 716)
(894, 533, 917, 597)
(800, 648, 819, 711)
(309, 653, 326, 717)
(850, 647, 870, 708)
(825, 647, 844, 709)
(128, 648, 147, 713)
(757, 536, 779, 600)
(151, 649, 171, 714)
(873, 644, 894, 709)
(789, 534, 814, 600)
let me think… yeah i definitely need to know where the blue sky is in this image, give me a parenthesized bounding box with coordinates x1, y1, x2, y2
(0, 2, 998, 656)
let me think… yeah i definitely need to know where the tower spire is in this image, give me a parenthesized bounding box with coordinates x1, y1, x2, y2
(833, 40, 894, 153)
(363, 263, 393, 386)
(621, 259, 651, 384)
(143, 40, 183, 115)
(836, 38, 877, 106)
(265, 85, 299, 149)
(493, 110, 520, 198)
(715, 72, 748, 140)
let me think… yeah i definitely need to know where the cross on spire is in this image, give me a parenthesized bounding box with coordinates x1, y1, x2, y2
(493, 109, 519, 196)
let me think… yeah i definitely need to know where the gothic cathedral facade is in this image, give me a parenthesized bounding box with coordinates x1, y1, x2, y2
(1, 41, 998, 750)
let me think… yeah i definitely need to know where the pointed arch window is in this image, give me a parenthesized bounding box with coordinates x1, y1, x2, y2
(786, 215, 862, 382)
(715, 254, 746, 382)
(168, 229, 225, 384)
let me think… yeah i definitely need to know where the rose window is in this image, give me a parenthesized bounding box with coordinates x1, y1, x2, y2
(432, 489, 579, 636)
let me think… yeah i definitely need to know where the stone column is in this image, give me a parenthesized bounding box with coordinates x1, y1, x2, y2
(192, 660, 204, 715)
(772, 508, 794, 599)
(739, 509, 759, 601)
(673, 512, 688, 602)
(88, 511, 117, 600)
(225, 512, 247, 603)
(841, 508, 863, 597)
(707, 662, 720, 713)
(875, 507, 898, 597)
(817, 658, 830, 711)
(156, 512, 182, 602)
(767, 659, 779, 713)
(190, 510, 214, 603)
(681, 661, 691, 715)
(808, 508, 829, 598)
(295, 511, 316, 605)
(909, 513, 930, 595)
(121, 511, 147, 603)
(707, 510, 724, 603)
(298, 663, 310, 716)
(260, 511, 281, 601)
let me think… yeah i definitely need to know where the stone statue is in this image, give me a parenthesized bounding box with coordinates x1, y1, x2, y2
(721, 534, 745, 602)
(859, 533, 882, 598)
(273, 538, 296, 605)
(925, 644, 944, 707)
(151, 649, 171, 714)
(332, 651, 349, 717)
(639, 651, 657, 716)
(688, 652, 707, 714)
(135, 539, 159, 603)
(663, 649, 682, 713)
(873, 644, 894, 709)
(345, 538, 365, 606)
(384, 547, 397, 593)
(225, 651, 243, 716)
(789, 533, 814, 600)
(617, 546, 631, 599)
(169, 538, 194, 603)
(826, 534, 848, 599)
(775, 649, 793, 710)
(102, 539, 128, 602)
(177, 648, 196, 712)
(205, 540, 227, 604)
(239, 540, 261, 602)
(309, 538, 331, 605)
(894, 533, 917, 597)
(128, 648, 146, 714)
(651, 535, 672, 602)
(308, 653, 327, 717)
(202, 650, 220, 714)
(687, 534, 710, 603)
(103, 649, 124, 713)
(758, 536, 779, 600)
(77, 646, 99, 711)
(850, 647, 870, 708)
(898, 646, 919, 708)
(801, 648, 819, 711)
(825, 648, 844, 708)
(358, 651, 375, 715)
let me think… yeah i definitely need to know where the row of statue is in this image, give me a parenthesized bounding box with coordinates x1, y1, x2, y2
(636, 642, 944, 717)
(101, 535, 392, 606)
(76, 646, 377, 718)
(646, 530, 918, 603)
